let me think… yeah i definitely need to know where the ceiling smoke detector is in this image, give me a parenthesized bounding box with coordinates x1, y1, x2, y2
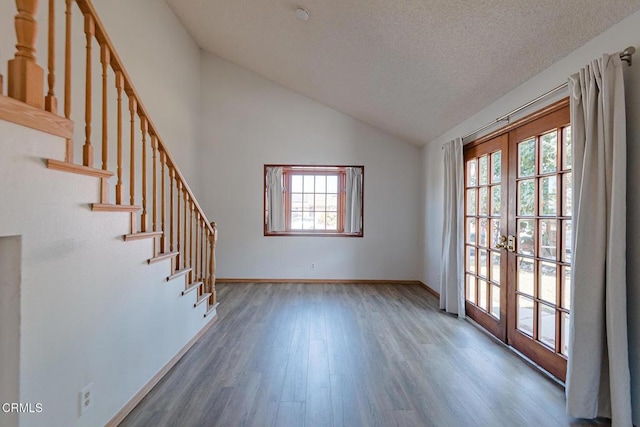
(295, 7, 309, 21)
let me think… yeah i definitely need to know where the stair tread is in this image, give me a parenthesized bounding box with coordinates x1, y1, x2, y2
(167, 268, 192, 282)
(204, 302, 220, 318)
(92, 203, 141, 213)
(148, 251, 179, 264)
(182, 281, 203, 296)
(195, 293, 212, 307)
(123, 231, 163, 241)
(47, 159, 114, 178)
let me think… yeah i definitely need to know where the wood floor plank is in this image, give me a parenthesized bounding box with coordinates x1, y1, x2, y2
(330, 374, 362, 427)
(275, 401, 305, 427)
(306, 339, 332, 426)
(280, 305, 310, 402)
(120, 282, 605, 427)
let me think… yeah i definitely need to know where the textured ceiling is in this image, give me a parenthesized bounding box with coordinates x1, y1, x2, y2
(166, 0, 640, 146)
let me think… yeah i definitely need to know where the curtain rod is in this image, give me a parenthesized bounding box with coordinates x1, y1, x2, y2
(453, 46, 636, 144)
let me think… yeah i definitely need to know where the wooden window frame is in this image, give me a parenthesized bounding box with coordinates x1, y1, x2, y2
(264, 164, 364, 237)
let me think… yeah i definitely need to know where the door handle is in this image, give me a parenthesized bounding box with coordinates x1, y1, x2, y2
(496, 235, 516, 252)
(496, 235, 508, 249)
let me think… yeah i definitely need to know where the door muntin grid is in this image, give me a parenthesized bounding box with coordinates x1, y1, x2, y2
(515, 126, 572, 357)
(465, 150, 502, 319)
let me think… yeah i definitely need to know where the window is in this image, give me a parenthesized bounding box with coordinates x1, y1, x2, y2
(264, 165, 364, 237)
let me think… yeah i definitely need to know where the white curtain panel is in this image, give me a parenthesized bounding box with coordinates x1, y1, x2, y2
(566, 54, 632, 426)
(439, 138, 465, 317)
(266, 167, 285, 232)
(344, 167, 363, 233)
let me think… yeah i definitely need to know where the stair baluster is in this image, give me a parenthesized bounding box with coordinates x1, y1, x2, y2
(44, 0, 57, 113)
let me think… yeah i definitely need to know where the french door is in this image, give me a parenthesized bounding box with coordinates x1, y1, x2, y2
(464, 102, 572, 381)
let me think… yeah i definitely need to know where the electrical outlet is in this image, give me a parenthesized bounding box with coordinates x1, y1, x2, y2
(79, 383, 93, 416)
(311, 263, 315, 270)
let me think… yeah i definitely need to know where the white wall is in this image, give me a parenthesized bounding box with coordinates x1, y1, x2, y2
(421, 9, 640, 423)
(0, 121, 212, 427)
(199, 53, 422, 280)
(91, 0, 203, 197)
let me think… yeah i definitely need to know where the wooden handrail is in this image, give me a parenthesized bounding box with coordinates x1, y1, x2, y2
(73, 0, 214, 236)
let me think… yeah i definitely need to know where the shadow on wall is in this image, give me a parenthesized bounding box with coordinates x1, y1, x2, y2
(0, 235, 21, 427)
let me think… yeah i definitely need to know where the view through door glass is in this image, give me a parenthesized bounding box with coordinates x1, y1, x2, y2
(464, 103, 572, 381)
(464, 135, 508, 341)
(507, 106, 572, 381)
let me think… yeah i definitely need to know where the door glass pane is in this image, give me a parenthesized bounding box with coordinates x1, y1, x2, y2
(491, 185, 501, 216)
(479, 156, 488, 185)
(490, 219, 501, 248)
(540, 131, 558, 174)
(562, 220, 572, 262)
(561, 312, 570, 356)
(517, 295, 534, 336)
(518, 139, 536, 177)
(518, 179, 535, 216)
(490, 285, 500, 318)
(466, 275, 477, 304)
(563, 173, 572, 216)
(466, 246, 476, 273)
(478, 249, 488, 278)
(478, 218, 488, 247)
(491, 151, 501, 183)
(517, 219, 534, 255)
(466, 218, 476, 244)
(315, 194, 326, 210)
(539, 262, 557, 304)
(490, 252, 501, 284)
(478, 279, 488, 310)
(467, 160, 477, 186)
(466, 189, 477, 215)
(479, 187, 488, 216)
(539, 304, 556, 349)
(517, 257, 534, 296)
(539, 219, 557, 260)
(563, 127, 572, 170)
(540, 176, 557, 216)
(562, 266, 571, 309)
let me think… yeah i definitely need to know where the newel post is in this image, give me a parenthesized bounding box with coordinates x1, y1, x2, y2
(8, 0, 45, 108)
(209, 222, 217, 304)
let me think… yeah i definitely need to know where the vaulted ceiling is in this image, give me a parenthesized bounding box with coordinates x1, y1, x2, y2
(166, 0, 640, 146)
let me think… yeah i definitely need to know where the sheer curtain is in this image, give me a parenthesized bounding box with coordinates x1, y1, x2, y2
(344, 167, 363, 233)
(566, 54, 632, 426)
(439, 138, 465, 317)
(266, 167, 285, 232)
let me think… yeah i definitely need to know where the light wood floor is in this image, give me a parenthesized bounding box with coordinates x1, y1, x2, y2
(120, 282, 608, 427)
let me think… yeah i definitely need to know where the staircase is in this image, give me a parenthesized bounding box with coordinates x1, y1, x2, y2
(0, 1, 218, 426)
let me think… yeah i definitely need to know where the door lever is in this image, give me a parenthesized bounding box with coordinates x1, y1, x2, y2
(496, 235, 508, 249)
